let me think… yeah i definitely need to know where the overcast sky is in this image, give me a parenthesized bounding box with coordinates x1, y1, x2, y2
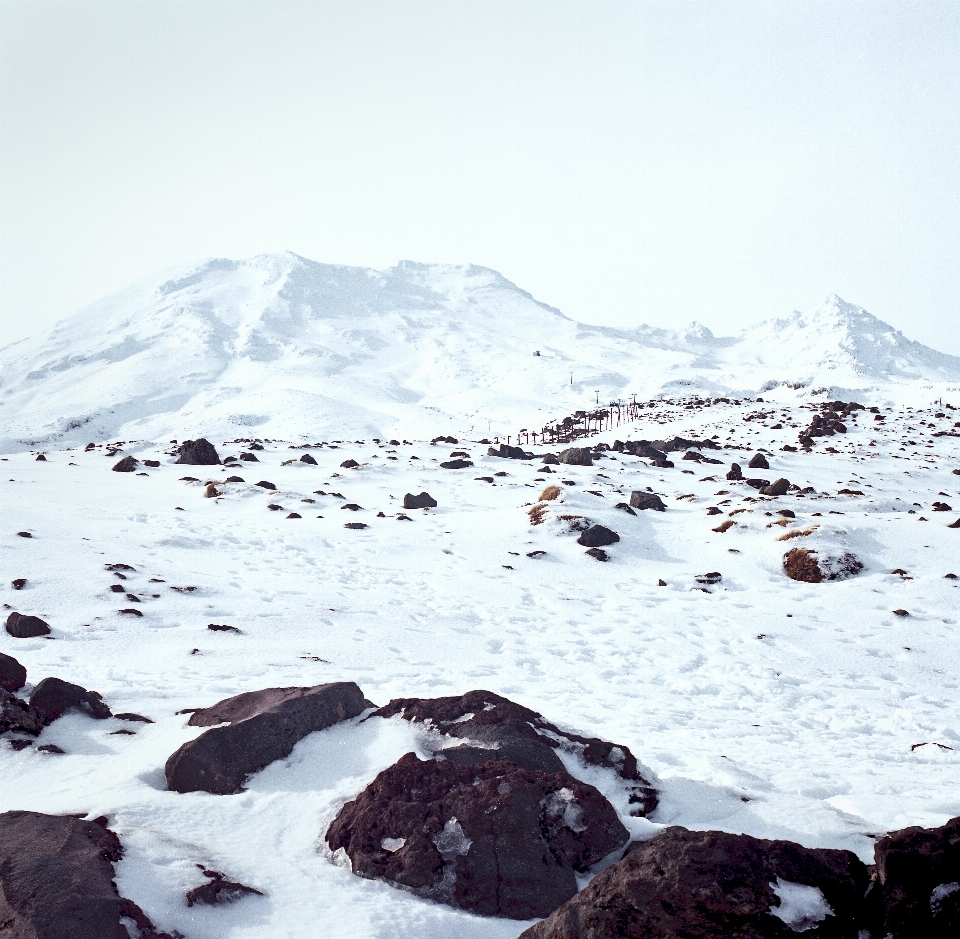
(1, 0, 958, 351)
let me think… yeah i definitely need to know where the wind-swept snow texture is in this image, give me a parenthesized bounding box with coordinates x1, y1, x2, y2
(2, 253, 959, 453)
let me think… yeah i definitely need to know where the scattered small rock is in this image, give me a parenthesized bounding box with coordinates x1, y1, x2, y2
(0, 651, 27, 692)
(577, 525, 620, 548)
(207, 623, 241, 632)
(403, 492, 438, 509)
(726, 463, 744, 481)
(893, 609, 910, 617)
(585, 547, 609, 561)
(695, 572, 722, 585)
(186, 866, 265, 907)
(748, 452, 769, 469)
(629, 491, 667, 511)
(143, 459, 160, 467)
(286, 512, 301, 519)
(440, 459, 473, 469)
(300, 453, 317, 465)
(111, 456, 139, 473)
(225, 475, 245, 483)
(761, 477, 791, 497)
(11, 578, 26, 590)
(118, 608, 143, 616)
(340, 459, 360, 469)
(255, 480, 277, 489)
(114, 712, 154, 723)
(16, 531, 32, 538)
(36, 744, 65, 754)
(344, 522, 368, 530)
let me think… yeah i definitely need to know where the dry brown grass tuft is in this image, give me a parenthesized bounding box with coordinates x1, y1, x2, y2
(539, 484, 563, 502)
(777, 525, 819, 542)
(528, 503, 548, 525)
(712, 520, 735, 533)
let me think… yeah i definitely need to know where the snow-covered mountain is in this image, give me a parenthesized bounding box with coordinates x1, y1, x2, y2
(1, 253, 957, 452)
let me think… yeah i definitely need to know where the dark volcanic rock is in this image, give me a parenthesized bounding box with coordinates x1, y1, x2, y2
(111, 456, 139, 473)
(440, 459, 474, 469)
(871, 815, 960, 938)
(559, 447, 593, 466)
(186, 866, 264, 907)
(11, 578, 26, 590)
(488, 444, 532, 460)
(29, 677, 112, 724)
(748, 452, 770, 470)
(0, 810, 170, 939)
(239, 452, 259, 461)
(255, 480, 277, 489)
(340, 459, 360, 468)
(519, 826, 870, 939)
(0, 651, 27, 692)
(746, 477, 771, 490)
(577, 525, 620, 548)
(1, 689, 44, 735)
(143, 459, 160, 467)
(629, 491, 667, 511)
(165, 681, 368, 794)
(371, 690, 657, 815)
(176, 438, 221, 465)
(326, 753, 629, 919)
(761, 478, 791, 497)
(299, 453, 317, 465)
(5, 611, 51, 638)
(727, 462, 744, 480)
(403, 492, 438, 509)
(585, 547, 609, 561)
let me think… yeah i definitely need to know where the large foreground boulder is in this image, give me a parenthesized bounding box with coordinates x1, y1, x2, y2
(0, 651, 27, 692)
(165, 681, 369, 794)
(519, 826, 870, 938)
(5, 611, 51, 638)
(871, 815, 959, 938)
(0, 810, 171, 939)
(371, 690, 658, 816)
(29, 677, 112, 725)
(577, 525, 620, 548)
(326, 753, 628, 919)
(175, 438, 221, 465)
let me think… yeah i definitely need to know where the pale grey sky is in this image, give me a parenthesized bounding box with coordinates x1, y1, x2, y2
(1, 0, 958, 351)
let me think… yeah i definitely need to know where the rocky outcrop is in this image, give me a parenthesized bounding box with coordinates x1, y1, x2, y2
(559, 447, 593, 466)
(370, 690, 657, 816)
(326, 753, 628, 919)
(1, 689, 44, 736)
(0, 810, 171, 939)
(519, 826, 870, 938)
(165, 682, 369, 794)
(175, 438, 221, 465)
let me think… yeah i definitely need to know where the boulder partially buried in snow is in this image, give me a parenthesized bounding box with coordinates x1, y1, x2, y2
(111, 456, 139, 472)
(761, 477, 791, 497)
(29, 677, 112, 724)
(403, 492, 438, 509)
(175, 438, 221, 465)
(0, 651, 27, 692)
(325, 753, 628, 919)
(577, 525, 620, 548)
(371, 690, 658, 816)
(629, 491, 667, 511)
(0, 810, 171, 939)
(518, 826, 870, 939)
(1, 689, 44, 736)
(5, 611, 51, 638)
(165, 682, 368, 794)
(558, 447, 593, 466)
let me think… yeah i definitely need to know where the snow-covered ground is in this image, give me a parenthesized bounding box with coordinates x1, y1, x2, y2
(2, 394, 958, 938)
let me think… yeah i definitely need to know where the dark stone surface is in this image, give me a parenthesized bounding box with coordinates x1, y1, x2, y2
(165, 681, 368, 794)
(255, 480, 277, 489)
(559, 447, 593, 466)
(440, 459, 474, 469)
(143, 459, 160, 467)
(5, 611, 51, 638)
(577, 525, 620, 548)
(176, 438, 221, 465)
(111, 456, 139, 473)
(727, 462, 744, 480)
(371, 690, 657, 816)
(403, 492, 438, 509)
(185, 866, 264, 907)
(519, 826, 871, 939)
(299, 453, 317, 464)
(629, 491, 667, 511)
(761, 478, 791, 497)
(0, 651, 27, 692)
(749, 452, 770, 470)
(239, 452, 259, 461)
(340, 459, 360, 468)
(326, 753, 628, 919)
(488, 444, 532, 460)
(0, 810, 171, 939)
(871, 815, 960, 938)
(11, 578, 26, 590)
(29, 677, 112, 725)
(585, 547, 609, 561)
(0, 689, 44, 736)
(746, 478, 771, 490)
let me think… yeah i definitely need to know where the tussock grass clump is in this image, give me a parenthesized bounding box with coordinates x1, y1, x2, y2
(528, 503, 548, 526)
(539, 484, 562, 502)
(712, 520, 735, 533)
(777, 525, 819, 542)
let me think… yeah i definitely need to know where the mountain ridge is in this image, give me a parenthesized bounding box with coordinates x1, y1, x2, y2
(1, 254, 957, 453)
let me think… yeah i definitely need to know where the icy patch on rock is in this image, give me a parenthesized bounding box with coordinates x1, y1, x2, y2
(931, 881, 959, 916)
(769, 877, 834, 932)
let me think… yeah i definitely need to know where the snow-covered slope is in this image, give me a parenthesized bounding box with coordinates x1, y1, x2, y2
(1, 254, 958, 453)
